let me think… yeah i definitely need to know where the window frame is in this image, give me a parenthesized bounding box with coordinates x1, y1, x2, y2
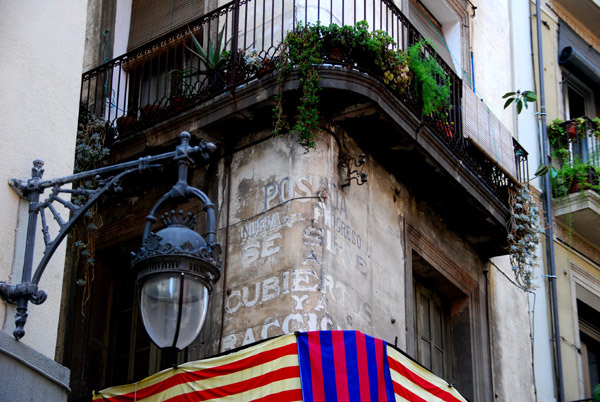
(404, 224, 487, 401)
(563, 73, 595, 120)
(414, 282, 451, 378)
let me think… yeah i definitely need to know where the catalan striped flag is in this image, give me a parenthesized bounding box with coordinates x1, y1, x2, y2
(297, 331, 395, 402)
(387, 346, 467, 402)
(93, 334, 303, 401)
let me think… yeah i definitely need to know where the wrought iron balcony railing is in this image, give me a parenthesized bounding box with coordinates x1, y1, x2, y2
(79, 0, 528, 206)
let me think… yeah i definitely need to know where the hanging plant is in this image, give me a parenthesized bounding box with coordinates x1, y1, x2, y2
(507, 185, 541, 291)
(73, 105, 111, 310)
(272, 21, 412, 150)
(273, 22, 323, 150)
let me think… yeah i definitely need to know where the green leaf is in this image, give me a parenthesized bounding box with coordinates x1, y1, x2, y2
(517, 99, 523, 114)
(504, 98, 515, 109)
(522, 91, 537, 102)
(534, 164, 548, 177)
(188, 29, 208, 62)
(503, 92, 516, 98)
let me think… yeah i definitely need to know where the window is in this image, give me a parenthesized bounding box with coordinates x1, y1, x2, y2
(564, 76, 594, 120)
(415, 283, 448, 378)
(405, 226, 485, 401)
(578, 300, 600, 399)
(128, 0, 207, 50)
(408, 0, 468, 75)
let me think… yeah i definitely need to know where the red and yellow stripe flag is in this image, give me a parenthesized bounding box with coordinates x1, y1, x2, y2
(93, 334, 302, 402)
(387, 346, 467, 402)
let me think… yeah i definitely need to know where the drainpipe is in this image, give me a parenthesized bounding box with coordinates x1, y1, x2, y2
(534, 1, 564, 401)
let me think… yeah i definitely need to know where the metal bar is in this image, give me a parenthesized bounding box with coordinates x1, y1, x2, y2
(271, 0, 274, 48)
(535, 0, 564, 399)
(21, 192, 40, 283)
(318, 0, 321, 22)
(231, 0, 240, 88)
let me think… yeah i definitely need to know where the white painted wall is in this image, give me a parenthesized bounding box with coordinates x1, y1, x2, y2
(0, 0, 87, 358)
(471, 0, 514, 129)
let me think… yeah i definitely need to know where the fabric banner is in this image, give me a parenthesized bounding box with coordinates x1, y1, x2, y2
(94, 331, 467, 401)
(297, 331, 395, 402)
(93, 334, 302, 401)
(387, 347, 467, 402)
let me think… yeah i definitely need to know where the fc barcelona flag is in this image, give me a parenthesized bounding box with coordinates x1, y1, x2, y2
(93, 331, 467, 401)
(297, 331, 395, 402)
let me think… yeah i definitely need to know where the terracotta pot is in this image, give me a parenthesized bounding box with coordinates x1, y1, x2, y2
(140, 105, 164, 121)
(116, 115, 136, 134)
(169, 96, 190, 112)
(566, 122, 578, 139)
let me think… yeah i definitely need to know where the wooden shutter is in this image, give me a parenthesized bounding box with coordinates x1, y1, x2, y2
(128, 0, 206, 51)
(415, 284, 446, 378)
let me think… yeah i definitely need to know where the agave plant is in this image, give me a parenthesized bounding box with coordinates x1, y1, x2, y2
(187, 25, 231, 85)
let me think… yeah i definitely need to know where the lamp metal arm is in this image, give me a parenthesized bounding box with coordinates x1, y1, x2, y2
(1, 132, 215, 340)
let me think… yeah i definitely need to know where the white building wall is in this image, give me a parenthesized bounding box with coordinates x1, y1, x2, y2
(509, 1, 558, 400)
(0, 0, 87, 359)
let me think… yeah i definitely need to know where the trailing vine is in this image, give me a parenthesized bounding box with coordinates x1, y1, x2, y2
(273, 22, 323, 150)
(273, 22, 416, 150)
(507, 185, 541, 291)
(73, 105, 111, 310)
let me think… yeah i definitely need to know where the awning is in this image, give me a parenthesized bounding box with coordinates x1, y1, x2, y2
(93, 330, 468, 401)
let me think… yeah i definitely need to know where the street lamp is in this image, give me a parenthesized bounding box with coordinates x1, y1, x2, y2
(0, 132, 221, 350)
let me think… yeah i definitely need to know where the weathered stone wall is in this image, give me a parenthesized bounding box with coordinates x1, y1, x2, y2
(186, 126, 498, 399)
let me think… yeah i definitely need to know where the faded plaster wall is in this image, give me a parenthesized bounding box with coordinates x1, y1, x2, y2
(489, 256, 536, 402)
(0, 0, 87, 359)
(212, 131, 488, 351)
(185, 125, 509, 399)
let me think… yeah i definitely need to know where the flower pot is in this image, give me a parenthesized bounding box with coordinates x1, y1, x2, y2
(327, 47, 344, 62)
(140, 105, 165, 122)
(566, 121, 578, 139)
(168, 96, 192, 113)
(116, 115, 136, 134)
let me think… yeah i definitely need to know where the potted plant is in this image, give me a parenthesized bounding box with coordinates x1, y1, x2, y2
(187, 25, 232, 88)
(551, 160, 600, 196)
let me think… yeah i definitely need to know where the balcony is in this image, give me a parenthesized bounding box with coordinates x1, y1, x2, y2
(79, 0, 528, 256)
(550, 116, 600, 246)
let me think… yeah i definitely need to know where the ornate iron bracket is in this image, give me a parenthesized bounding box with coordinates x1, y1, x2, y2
(340, 154, 368, 187)
(1, 132, 216, 340)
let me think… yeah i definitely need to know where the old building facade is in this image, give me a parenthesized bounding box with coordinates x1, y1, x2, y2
(533, 1, 600, 400)
(5, 0, 593, 401)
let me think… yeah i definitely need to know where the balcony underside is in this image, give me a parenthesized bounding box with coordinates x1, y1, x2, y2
(110, 67, 512, 258)
(554, 190, 600, 248)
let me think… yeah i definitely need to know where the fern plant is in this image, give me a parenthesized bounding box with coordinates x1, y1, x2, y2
(408, 39, 451, 116)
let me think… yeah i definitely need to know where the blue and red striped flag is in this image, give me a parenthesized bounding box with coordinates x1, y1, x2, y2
(297, 331, 396, 402)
